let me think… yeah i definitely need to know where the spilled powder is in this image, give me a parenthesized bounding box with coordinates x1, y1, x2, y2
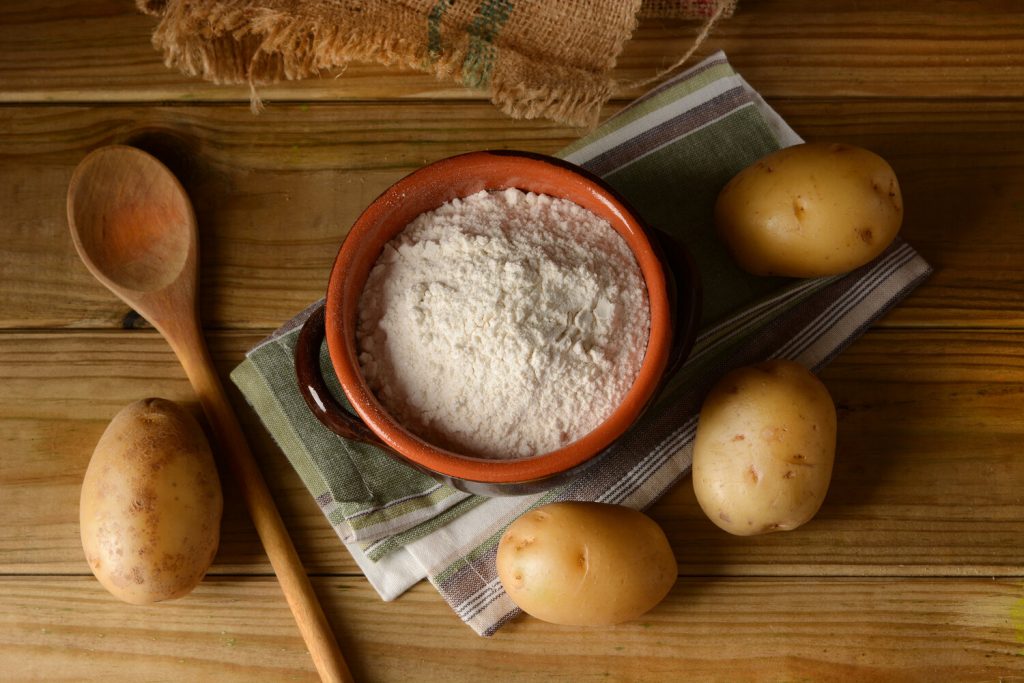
(356, 188, 650, 459)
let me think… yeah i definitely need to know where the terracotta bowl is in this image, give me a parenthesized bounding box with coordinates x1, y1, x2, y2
(295, 150, 700, 496)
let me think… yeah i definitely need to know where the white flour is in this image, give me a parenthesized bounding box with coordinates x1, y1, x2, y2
(356, 188, 650, 459)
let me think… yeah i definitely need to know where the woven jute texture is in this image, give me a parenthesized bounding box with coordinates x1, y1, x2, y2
(138, 0, 736, 126)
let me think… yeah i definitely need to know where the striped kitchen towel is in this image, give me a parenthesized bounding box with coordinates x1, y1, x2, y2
(231, 51, 931, 635)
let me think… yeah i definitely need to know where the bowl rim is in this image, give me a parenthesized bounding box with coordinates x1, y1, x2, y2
(324, 150, 674, 484)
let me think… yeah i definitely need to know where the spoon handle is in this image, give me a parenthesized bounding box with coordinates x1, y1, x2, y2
(168, 323, 353, 683)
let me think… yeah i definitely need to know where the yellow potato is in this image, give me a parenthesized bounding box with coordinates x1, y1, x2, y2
(496, 502, 676, 626)
(715, 142, 903, 277)
(692, 361, 836, 536)
(80, 398, 222, 604)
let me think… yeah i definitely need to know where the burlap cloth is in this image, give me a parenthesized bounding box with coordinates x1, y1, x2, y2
(137, 0, 736, 126)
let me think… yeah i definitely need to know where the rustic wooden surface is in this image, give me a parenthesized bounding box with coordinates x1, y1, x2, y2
(1, 1, 1023, 681)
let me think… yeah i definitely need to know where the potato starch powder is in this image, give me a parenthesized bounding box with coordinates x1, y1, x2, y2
(356, 188, 650, 459)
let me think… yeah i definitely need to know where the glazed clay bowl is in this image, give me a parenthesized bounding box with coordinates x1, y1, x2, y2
(295, 150, 700, 496)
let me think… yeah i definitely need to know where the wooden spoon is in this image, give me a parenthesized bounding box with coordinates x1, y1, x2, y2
(67, 145, 353, 683)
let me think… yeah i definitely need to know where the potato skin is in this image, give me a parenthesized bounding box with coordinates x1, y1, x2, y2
(496, 502, 676, 626)
(692, 361, 836, 536)
(80, 398, 222, 604)
(715, 142, 903, 277)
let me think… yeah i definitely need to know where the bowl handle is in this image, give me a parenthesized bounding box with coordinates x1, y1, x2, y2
(295, 302, 395, 451)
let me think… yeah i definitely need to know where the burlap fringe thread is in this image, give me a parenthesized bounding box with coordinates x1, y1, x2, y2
(139, 0, 734, 127)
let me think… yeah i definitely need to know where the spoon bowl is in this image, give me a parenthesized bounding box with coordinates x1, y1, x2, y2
(67, 145, 352, 683)
(68, 146, 194, 295)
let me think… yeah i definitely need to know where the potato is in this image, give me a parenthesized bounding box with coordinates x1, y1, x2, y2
(496, 502, 676, 626)
(80, 398, 222, 604)
(692, 360, 836, 536)
(715, 142, 903, 277)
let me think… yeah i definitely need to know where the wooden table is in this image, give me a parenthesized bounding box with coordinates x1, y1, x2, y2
(2, 2, 1023, 680)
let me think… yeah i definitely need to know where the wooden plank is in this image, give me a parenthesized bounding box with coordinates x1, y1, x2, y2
(0, 100, 1022, 331)
(628, 3, 1024, 102)
(0, 102, 578, 330)
(2, 1, 1024, 103)
(1, 328, 1022, 576)
(1, 576, 1020, 682)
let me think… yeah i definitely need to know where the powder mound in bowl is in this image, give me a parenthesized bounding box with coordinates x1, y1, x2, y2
(356, 188, 651, 459)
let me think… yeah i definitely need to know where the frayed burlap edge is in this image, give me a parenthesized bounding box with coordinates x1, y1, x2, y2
(138, 0, 733, 127)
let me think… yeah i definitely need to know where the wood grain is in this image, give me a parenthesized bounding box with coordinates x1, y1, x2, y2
(1, 100, 1023, 331)
(1, 576, 1021, 682)
(2, 329, 1021, 576)
(1, 1, 1023, 104)
(3, 0, 1023, 678)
